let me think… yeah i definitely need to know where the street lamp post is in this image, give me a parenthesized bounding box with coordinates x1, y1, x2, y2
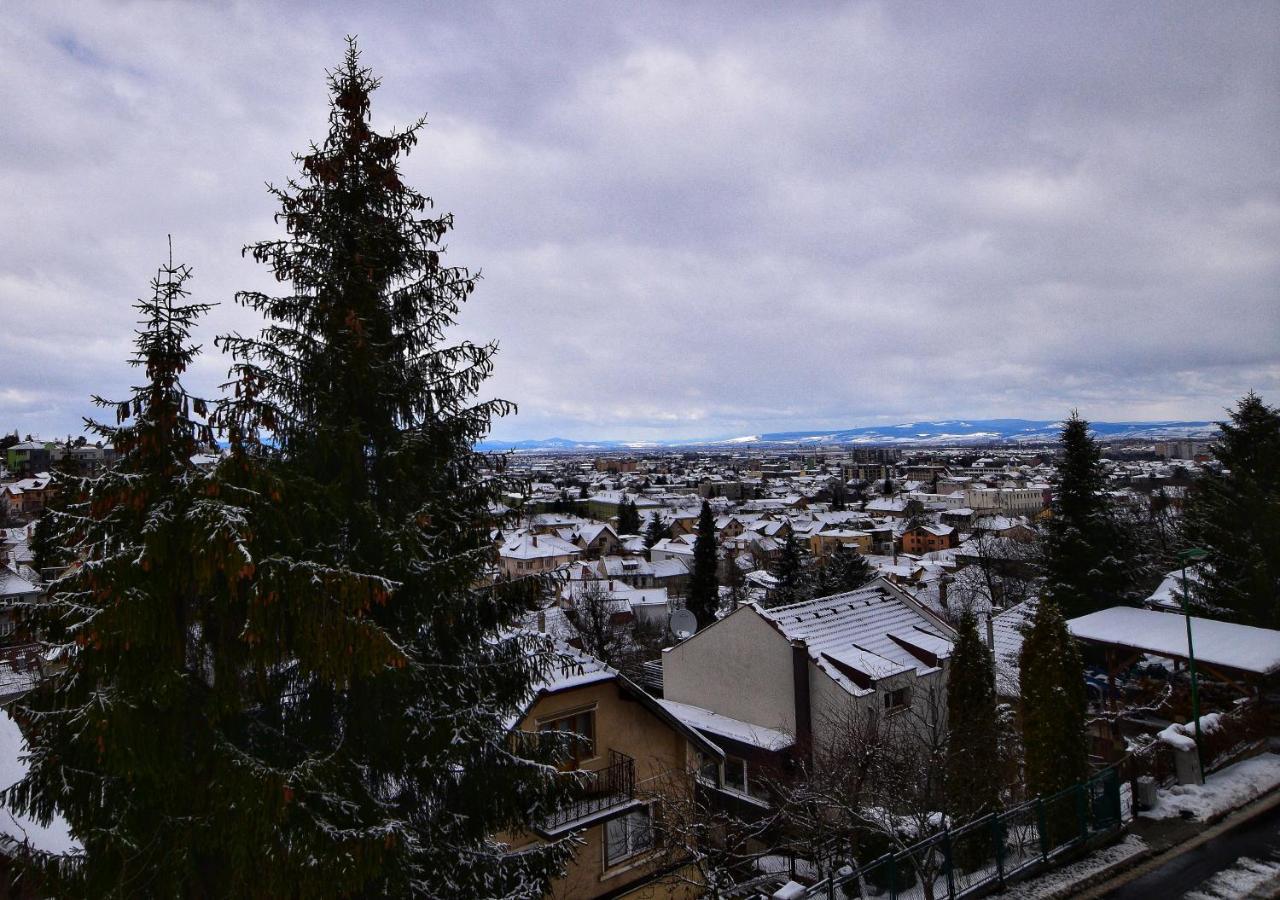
(1178, 547, 1209, 785)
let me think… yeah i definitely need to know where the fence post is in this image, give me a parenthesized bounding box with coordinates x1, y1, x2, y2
(1076, 783, 1088, 843)
(992, 814, 1005, 886)
(1036, 798, 1049, 861)
(1109, 768, 1122, 824)
(942, 829, 957, 899)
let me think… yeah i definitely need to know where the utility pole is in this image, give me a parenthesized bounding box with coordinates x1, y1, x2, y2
(1178, 546, 1209, 785)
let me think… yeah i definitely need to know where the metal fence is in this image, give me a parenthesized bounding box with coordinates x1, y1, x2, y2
(541, 749, 636, 832)
(802, 766, 1124, 899)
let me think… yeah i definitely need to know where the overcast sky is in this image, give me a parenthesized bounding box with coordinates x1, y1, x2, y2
(3, 2, 1277, 442)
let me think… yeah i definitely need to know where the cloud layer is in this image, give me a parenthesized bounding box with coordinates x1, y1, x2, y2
(3, 1, 1277, 442)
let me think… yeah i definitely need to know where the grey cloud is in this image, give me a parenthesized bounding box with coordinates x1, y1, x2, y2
(1, 1, 1276, 443)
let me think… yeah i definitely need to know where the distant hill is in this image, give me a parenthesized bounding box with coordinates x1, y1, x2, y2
(476, 419, 1218, 452)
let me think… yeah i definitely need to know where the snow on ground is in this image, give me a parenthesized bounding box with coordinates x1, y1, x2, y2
(1142, 753, 1280, 822)
(1000, 834, 1148, 899)
(1184, 855, 1280, 900)
(0, 707, 77, 853)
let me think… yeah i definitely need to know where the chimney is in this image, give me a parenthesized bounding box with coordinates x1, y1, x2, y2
(537, 610, 546, 633)
(531, 535, 538, 547)
(938, 576, 949, 608)
(986, 613, 995, 652)
(791, 640, 813, 765)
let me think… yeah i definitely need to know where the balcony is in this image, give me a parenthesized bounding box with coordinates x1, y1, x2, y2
(539, 750, 638, 836)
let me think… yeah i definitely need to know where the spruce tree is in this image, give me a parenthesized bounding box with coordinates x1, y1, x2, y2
(768, 532, 812, 607)
(945, 611, 1000, 828)
(214, 42, 572, 896)
(5, 254, 252, 894)
(1184, 393, 1280, 628)
(814, 544, 875, 596)
(686, 500, 719, 630)
(1018, 600, 1088, 801)
(1041, 412, 1141, 619)
(616, 497, 641, 535)
(644, 513, 668, 550)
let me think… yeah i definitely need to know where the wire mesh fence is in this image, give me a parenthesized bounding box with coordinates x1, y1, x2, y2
(806, 766, 1124, 899)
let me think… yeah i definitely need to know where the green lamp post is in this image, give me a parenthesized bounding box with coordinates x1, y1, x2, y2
(1178, 547, 1209, 784)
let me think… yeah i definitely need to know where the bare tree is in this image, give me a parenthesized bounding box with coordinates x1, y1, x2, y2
(766, 684, 953, 899)
(950, 519, 1041, 616)
(647, 760, 786, 899)
(565, 581, 629, 667)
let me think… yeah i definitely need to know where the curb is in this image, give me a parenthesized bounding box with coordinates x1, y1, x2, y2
(1009, 831, 1153, 900)
(1073, 785, 1280, 899)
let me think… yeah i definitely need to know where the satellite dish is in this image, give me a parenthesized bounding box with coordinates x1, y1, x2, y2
(670, 608, 698, 640)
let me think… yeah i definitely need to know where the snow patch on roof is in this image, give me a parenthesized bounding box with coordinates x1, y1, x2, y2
(657, 699, 793, 751)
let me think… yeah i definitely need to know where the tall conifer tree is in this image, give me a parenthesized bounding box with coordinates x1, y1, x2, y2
(945, 611, 1000, 826)
(1018, 600, 1088, 800)
(1041, 412, 1142, 619)
(1184, 393, 1280, 628)
(4, 254, 259, 894)
(686, 500, 719, 630)
(214, 42, 572, 896)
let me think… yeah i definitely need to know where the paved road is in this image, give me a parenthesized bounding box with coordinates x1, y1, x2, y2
(1101, 803, 1280, 899)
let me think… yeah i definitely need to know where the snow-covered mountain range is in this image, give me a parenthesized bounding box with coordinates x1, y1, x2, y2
(476, 419, 1219, 452)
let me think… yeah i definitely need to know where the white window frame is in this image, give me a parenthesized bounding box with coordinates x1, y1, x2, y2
(604, 804, 654, 868)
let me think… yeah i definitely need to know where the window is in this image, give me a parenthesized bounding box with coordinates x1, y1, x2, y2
(698, 752, 719, 784)
(884, 687, 910, 713)
(724, 755, 747, 794)
(605, 805, 653, 867)
(538, 708, 596, 767)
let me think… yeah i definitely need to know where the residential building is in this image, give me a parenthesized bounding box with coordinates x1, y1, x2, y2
(504, 647, 721, 899)
(661, 580, 956, 771)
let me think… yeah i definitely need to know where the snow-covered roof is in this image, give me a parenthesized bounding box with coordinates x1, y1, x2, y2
(657, 699, 793, 751)
(0, 566, 39, 600)
(757, 581, 955, 696)
(0, 708, 77, 854)
(498, 533, 581, 560)
(821, 646, 910, 682)
(992, 600, 1036, 695)
(1067, 607, 1280, 676)
(1143, 567, 1203, 612)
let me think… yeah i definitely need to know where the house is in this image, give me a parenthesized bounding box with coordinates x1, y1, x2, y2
(2, 474, 55, 520)
(661, 580, 956, 776)
(504, 645, 722, 899)
(863, 497, 911, 518)
(497, 533, 582, 578)
(571, 523, 622, 559)
(900, 524, 956, 556)
(4, 442, 50, 478)
(649, 535, 696, 566)
(808, 529, 872, 559)
(0, 567, 39, 644)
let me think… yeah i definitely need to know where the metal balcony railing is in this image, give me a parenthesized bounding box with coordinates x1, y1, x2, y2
(542, 749, 636, 832)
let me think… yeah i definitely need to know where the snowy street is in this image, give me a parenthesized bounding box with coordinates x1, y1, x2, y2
(1099, 798, 1280, 899)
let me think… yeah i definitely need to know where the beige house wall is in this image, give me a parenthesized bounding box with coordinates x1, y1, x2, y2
(505, 678, 704, 899)
(662, 606, 797, 735)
